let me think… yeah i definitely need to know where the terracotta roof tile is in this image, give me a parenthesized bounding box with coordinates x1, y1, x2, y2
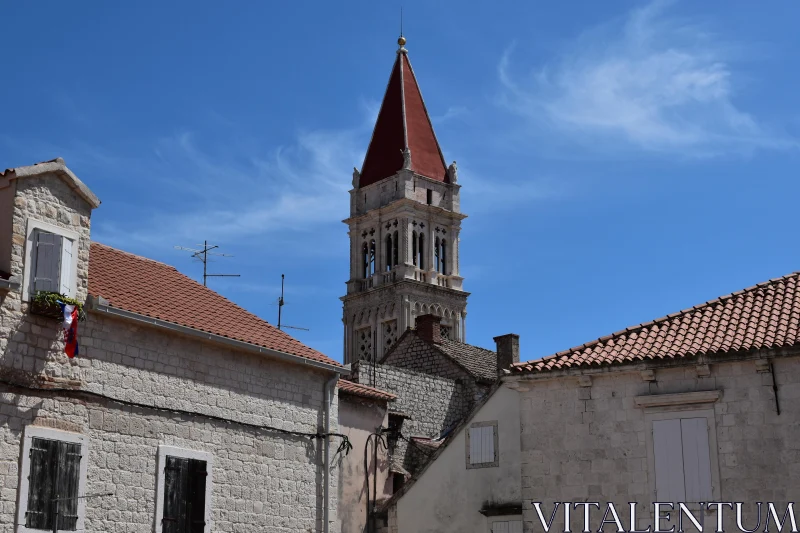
(337, 380, 397, 402)
(87, 242, 340, 367)
(510, 271, 800, 374)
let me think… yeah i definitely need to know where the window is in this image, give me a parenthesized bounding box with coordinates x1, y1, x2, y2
(466, 421, 498, 469)
(653, 418, 713, 502)
(369, 239, 376, 276)
(385, 234, 393, 272)
(426, 189, 432, 205)
(155, 446, 213, 533)
(418, 233, 425, 270)
(23, 221, 79, 300)
(412, 231, 418, 266)
(17, 426, 89, 533)
(440, 239, 447, 274)
(491, 520, 523, 533)
(362, 242, 369, 279)
(434, 237, 440, 272)
(392, 230, 399, 267)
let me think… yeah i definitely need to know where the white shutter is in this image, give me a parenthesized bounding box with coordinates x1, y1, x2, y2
(482, 426, 495, 463)
(469, 427, 482, 465)
(493, 521, 510, 533)
(653, 419, 686, 502)
(680, 418, 713, 501)
(510, 521, 524, 533)
(59, 238, 73, 296)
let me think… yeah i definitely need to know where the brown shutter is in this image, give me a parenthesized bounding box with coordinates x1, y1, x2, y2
(26, 438, 57, 529)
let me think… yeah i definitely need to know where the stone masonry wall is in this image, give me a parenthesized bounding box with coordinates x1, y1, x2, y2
(517, 354, 800, 533)
(0, 309, 341, 532)
(10, 172, 93, 300)
(383, 332, 489, 410)
(353, 361, 471, 474)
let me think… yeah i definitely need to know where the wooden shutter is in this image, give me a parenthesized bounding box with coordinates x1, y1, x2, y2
(33, 230, 62, 293)
(59, 238, 73, 296)
(510, 521, 524, 533)
(680, 418, 713, 502)
(481, 426, 495, 463)
(653, 419, 686, 502)
(163, 456, 189, 533)
(26, 438, 58, 529)
(187, 459, 208, 533)
(469, 427, 482, 465)
(56, 441, 82, 531)
(163, 456, 207, 533)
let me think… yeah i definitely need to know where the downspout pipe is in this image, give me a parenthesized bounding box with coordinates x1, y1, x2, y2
(323, 373, 339, 533)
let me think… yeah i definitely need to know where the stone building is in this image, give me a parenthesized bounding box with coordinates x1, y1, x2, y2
(341, 35, 468, 365)
(0, 159, 349, 532)
(383, 270, 800, 533)
(338, 36, 522, 532)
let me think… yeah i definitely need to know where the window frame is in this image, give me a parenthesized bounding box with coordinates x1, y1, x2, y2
(465, 420, 499, 469)
(22, 218, 80, 302)
(17, 425, 90, 533)
(154, 445, 213, 533)
(643, 406, 721, 509)
(489, 516, 524, 533)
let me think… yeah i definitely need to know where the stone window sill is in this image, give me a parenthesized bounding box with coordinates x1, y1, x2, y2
(634, 390, 722, 409)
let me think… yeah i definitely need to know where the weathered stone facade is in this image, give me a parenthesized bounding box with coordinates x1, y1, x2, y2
(0, 161, 344, 532)
(509, 351, 800, 532)
(342, 167, 469, 364)
(353, 360, 475, 474)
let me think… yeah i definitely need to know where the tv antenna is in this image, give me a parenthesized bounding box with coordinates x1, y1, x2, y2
(174, 240, 241, 287)
(277, 274, 309, 332)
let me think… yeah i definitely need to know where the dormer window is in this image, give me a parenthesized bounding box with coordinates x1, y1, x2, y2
(23, 220, 80, 300)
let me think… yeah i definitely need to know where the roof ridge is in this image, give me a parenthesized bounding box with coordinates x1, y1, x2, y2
(513, 270, 800, 368)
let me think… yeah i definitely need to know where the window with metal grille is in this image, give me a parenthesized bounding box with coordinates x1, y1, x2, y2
(24, 437, 82, 531)
(161, 456, 208, 533)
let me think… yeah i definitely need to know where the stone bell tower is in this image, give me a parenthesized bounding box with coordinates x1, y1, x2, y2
(341, 35, 469, 365)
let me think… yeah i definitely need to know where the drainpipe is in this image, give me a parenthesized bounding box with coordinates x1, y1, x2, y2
(323, 374, 339, 533)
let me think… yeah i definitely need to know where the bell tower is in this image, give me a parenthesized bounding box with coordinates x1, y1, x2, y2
(341, 36, 469, 365)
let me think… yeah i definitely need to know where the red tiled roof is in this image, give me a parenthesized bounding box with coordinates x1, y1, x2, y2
(87, 243, 340, 367)
(358, 48, 447, 188)
(337, 379, 397, 402)
(511, 271, 800, 374)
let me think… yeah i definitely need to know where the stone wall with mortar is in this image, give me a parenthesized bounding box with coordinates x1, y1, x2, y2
(0, 169, 342, 532)
(514, 352, 800, 533)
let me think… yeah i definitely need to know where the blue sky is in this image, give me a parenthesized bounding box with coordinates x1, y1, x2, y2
(2, 1, 799, 363)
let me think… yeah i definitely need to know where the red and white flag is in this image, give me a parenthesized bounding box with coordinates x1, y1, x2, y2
(58, 303, 80, 358)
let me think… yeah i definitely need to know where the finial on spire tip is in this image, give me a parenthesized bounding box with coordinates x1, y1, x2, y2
(397, 36, 406, 46)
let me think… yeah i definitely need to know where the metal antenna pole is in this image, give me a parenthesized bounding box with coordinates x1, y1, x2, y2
(278, 274, 284, 330)
(174, 241, 239, 287)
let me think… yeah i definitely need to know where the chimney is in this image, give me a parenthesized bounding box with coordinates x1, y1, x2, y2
(493, 334, 520, 375)
(415, 314, 442, 344)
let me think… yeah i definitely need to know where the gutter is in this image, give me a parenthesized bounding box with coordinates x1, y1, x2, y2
(323, 374, 339, 533)
(87, 298, 350, 375)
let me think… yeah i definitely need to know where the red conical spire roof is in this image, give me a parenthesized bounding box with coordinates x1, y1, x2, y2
(358, 40, 448, 188)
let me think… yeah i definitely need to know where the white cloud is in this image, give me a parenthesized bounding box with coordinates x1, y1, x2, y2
(498, 0, 798, 155)
(92, 125, 364, 252)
